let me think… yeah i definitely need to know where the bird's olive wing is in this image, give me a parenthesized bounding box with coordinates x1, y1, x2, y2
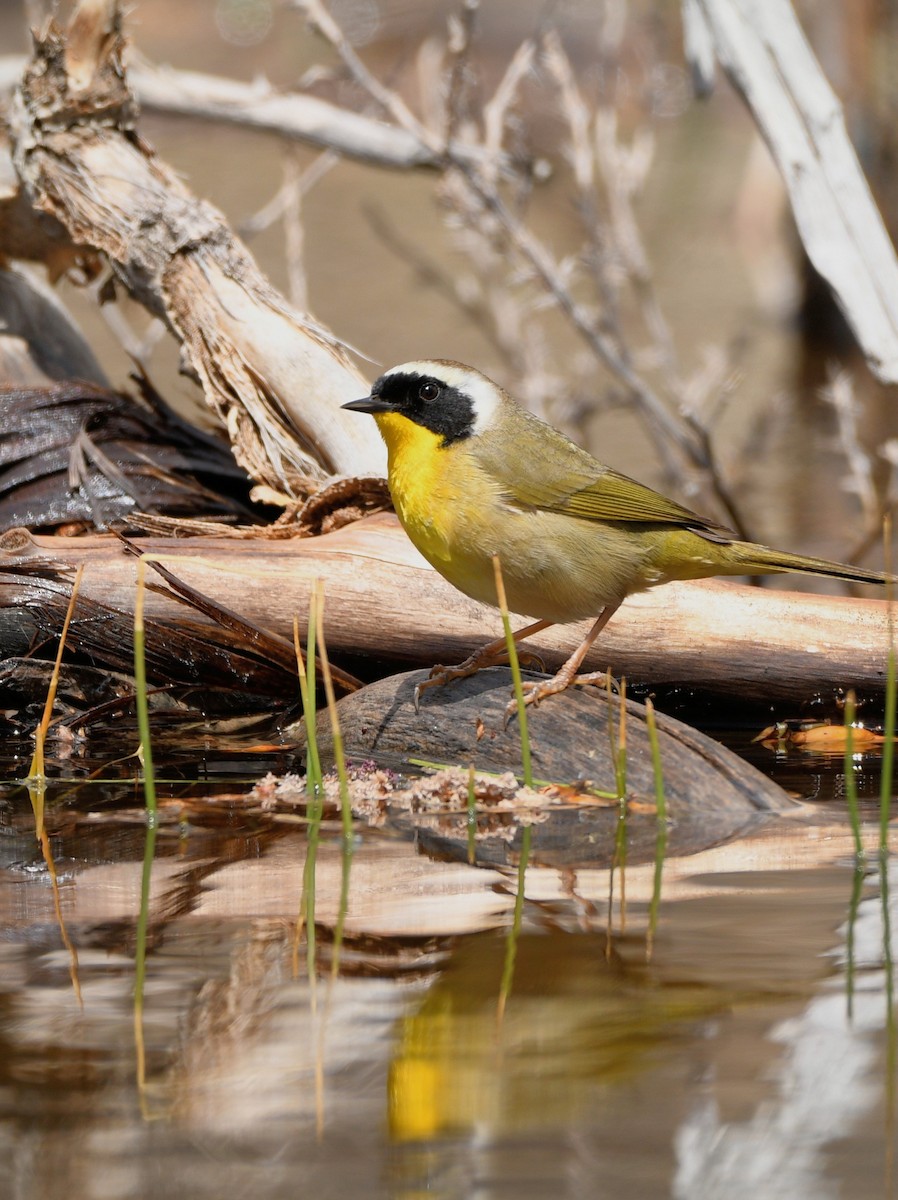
(474, 415, 733, 537)
(553, 467, 725, 528)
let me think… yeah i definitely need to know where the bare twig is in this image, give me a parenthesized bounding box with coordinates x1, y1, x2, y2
(293, 0, 443, 155)
(241, 149, 339, 310)
(298, 0, 747, 509)
(0, 53, 502, 174)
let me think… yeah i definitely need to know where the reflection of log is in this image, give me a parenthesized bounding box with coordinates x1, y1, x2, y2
(4, 514, 893, 703)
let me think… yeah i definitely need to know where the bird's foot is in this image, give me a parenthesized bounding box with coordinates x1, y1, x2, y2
(503, 667, 616, 725)
(414, 660, 478, 710)
(414, 646, 549, 710)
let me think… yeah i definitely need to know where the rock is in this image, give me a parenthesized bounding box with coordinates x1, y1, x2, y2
(299, 668, 799, 868)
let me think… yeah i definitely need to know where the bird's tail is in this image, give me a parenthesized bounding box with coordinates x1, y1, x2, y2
(727, 541, 893, 587)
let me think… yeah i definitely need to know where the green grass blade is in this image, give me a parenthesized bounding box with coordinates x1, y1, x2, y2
(605, 674, 629, 942)
(879, 849, 896, 1167)
(843, 690, 864, 860)
(844, 859, 865, 1022)
(492, 555, 533, 789)
(882, 517, 895, 853)
(645, 698, 668, 960)
(466, 765, 477, 865)
(498, 824, 531, 1025)
(29, 565, 85, 806)
(881, 645, 895, 853)
(493, 555, 534, 1018)
(316, 591, 355, 982)
(295, 588, 323, 987)
(133, 815, 157, 1093)
(133, 559, 159, 1093)
(134, 561, 158, 819)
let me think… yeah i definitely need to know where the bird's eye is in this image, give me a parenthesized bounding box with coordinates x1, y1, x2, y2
(418, 380, 441, 402)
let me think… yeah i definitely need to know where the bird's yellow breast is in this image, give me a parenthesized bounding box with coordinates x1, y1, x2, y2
(374, 411, 503, 601)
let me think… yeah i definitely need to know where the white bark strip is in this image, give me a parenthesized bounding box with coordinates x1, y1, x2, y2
(691, 0, 898, 383)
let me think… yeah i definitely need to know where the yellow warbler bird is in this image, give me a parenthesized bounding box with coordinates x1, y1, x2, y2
(343, 360, 890, 708)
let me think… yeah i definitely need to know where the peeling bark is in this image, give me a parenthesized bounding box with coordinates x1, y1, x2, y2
(5, 8, 385, 495)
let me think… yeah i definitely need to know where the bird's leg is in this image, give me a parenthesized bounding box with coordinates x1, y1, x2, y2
(505, 602, 623, 722)
(414, 618, 555, 710)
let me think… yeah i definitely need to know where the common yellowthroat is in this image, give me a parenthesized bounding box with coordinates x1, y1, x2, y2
(343, 360, 891, 708)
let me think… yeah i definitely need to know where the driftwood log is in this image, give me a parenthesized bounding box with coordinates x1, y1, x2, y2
(2, 513, 892, 704)
(0, 3, 893, 715)
(3, 5, 385, 495)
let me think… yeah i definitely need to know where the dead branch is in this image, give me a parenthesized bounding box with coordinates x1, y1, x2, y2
(4, 9, 385, 496)
(0, 52, 508, 174)
(688, 0, 898, 384)
(0, 264, 108, 386)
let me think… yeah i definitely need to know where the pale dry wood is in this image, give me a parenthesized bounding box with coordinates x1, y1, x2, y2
(0, 54, 493, 172)
(689, 0, 898, 383)
(4, 514, 892, 702)
(4, 10, 386, 494)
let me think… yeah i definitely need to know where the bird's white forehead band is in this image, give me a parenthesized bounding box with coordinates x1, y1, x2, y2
(383, 361, 502, 436)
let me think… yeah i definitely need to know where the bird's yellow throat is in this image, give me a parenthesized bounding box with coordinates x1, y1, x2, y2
(374, 411, 445, 493)
(373, 410, 459, 571)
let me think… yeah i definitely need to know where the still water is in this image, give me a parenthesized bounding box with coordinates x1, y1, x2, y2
(0, 733, 895, 1200)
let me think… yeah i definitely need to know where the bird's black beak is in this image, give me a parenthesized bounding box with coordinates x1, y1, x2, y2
(342, 396, 394, 413)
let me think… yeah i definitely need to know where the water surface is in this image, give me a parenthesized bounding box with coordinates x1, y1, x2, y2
(0, 731, 895, 1199)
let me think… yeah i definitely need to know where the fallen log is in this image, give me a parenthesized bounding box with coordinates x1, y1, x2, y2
(2, 514, 892, 703)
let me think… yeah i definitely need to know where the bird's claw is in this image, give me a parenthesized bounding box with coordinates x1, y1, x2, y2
(413, 662, 473, 711)
(502, 678, 556, 726)
(502, 669, 617, 726)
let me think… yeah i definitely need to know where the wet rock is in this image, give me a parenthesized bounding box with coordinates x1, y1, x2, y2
(301, 668, 800, 868)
